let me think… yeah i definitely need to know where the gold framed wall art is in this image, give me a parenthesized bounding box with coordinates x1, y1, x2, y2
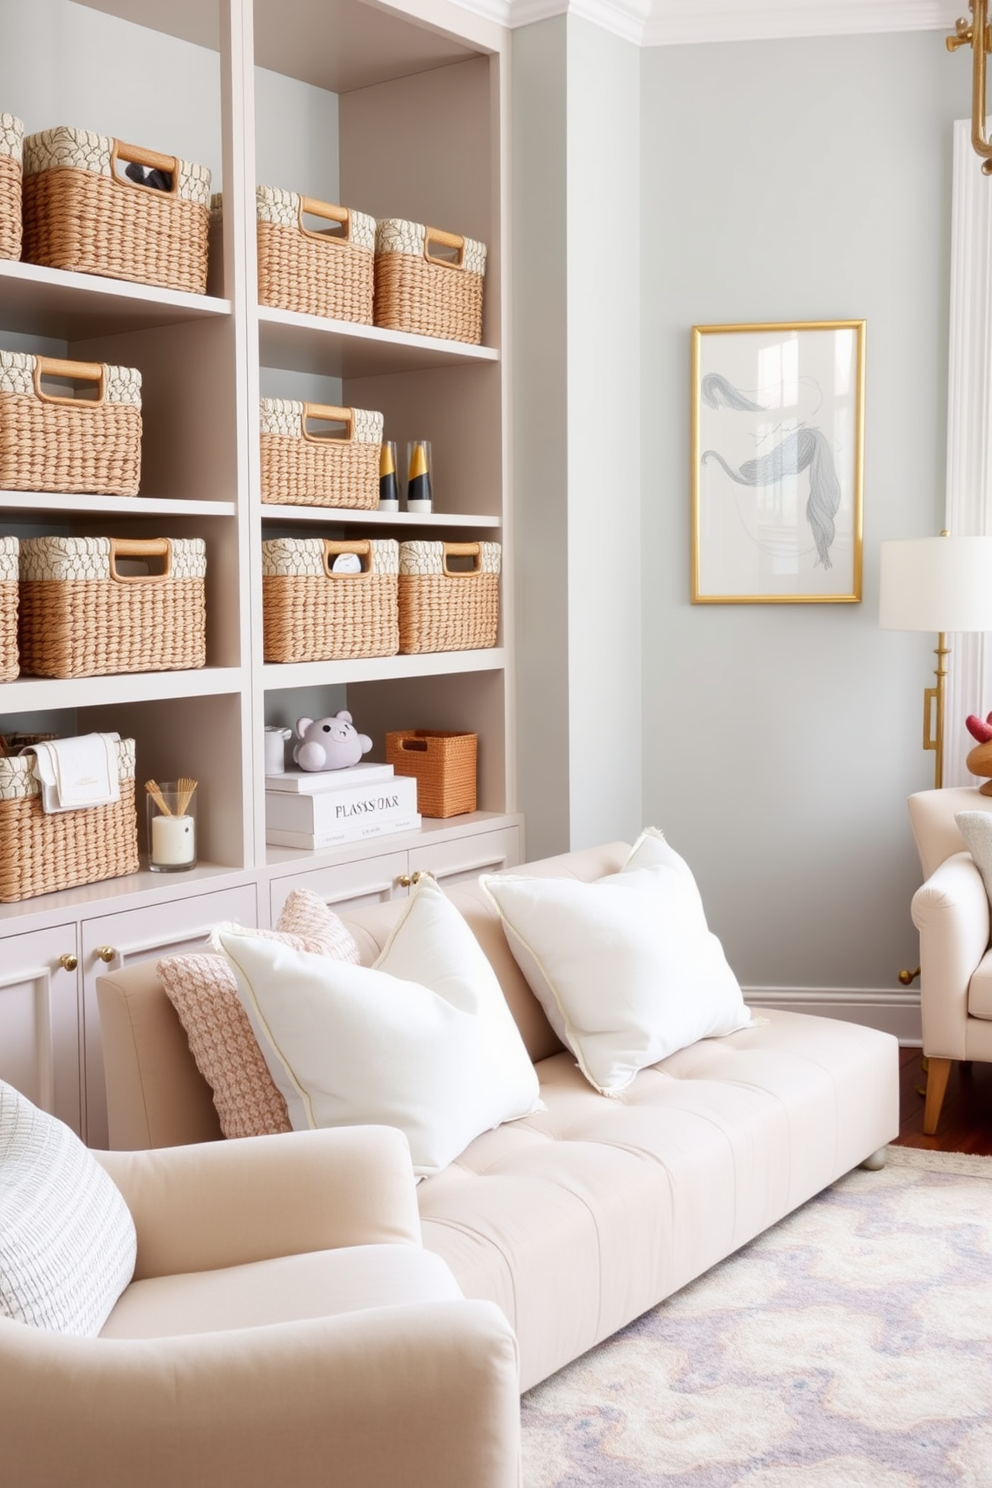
(691, 320, 865, 604)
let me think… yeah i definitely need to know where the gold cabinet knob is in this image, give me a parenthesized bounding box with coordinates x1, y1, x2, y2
(95, 945, 117, 964)
(58, 953, 78, 972)
(396, 870, 433, 889)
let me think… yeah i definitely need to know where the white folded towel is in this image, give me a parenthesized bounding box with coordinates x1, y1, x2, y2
(30, 733, 121, 814)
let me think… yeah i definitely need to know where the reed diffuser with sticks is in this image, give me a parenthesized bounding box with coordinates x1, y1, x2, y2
(145, 777, 198, 871)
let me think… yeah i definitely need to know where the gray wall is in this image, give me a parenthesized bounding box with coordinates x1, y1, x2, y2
(565, 17, 642, 851)
(512, 19, 576, 859)
(0, 0, 221, 177)
(513, 16, 643, 860)
(640, 31, 963, 993)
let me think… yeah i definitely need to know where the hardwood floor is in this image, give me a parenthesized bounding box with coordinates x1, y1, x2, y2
(894, 1047, 992, 1156)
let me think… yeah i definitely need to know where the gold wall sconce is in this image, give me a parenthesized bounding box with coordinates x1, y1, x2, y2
(948, 0, 992, 173)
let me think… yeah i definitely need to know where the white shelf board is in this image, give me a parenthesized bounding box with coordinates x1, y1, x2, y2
(262, 647, 506, 690)
(79, 0, 484, 95)
(0, 861, 252, 927)
(0, 667, 246, 713)
(266, 810, 518, 869)
(0, 260, 231, 340)
(0, 491, 236, 518)
(259, 504, 500, 528)
(258, 306, 499, 379)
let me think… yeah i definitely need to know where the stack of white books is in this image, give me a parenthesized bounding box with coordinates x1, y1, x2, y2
(265, 761, 421, 849)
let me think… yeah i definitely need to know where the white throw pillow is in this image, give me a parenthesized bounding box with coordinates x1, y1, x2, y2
(479, 828, 750, 1095)
(955, 811, 992, 906)
(212, 875, 541, 1177)
(0, 1080, 136, 1335)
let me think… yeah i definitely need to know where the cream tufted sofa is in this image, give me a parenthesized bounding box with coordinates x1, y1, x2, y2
(97, 841, 900, 1393)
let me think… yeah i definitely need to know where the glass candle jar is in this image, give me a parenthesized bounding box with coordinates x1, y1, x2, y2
(147, 784, 197, 871)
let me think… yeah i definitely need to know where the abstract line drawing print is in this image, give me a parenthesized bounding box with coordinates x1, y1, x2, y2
(700, 372, 841, 571)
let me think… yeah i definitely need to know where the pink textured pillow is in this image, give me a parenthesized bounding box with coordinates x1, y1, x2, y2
(278, 888, 362, 963)
(158, 889, 360, 1139)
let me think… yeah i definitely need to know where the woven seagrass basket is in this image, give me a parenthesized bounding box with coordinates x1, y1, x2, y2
(22, 127, 211, 293)
(18, 536, 205, 679)
(255, 187, 375, 322)
(0, 351, 141, 496)
(0, 737, 139, 902)
(386, 730, 477, 818)
(398, 541, 500, 654)
(374, 220, 486, 344)
(260, 401, 383, 508)
(0, 536, 17, 682)
(0, 113, 23, 261)
(262, 537, 399, 663)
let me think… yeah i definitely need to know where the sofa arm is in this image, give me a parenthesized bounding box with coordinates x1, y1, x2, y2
(911, 850, 990, 1059)
(96, 1126, 421, 1282)
(0, 1299, 521, 1488)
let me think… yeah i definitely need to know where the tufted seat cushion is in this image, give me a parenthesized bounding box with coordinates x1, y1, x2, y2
(100, 1243, 463, 1340)
(417, 1010, 896, 1390)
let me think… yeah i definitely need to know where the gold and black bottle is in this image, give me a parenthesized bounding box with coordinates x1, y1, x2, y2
(379, 441, 399, 510)
(406, 440, 432, 511)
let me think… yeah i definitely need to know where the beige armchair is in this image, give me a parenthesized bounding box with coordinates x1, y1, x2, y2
(909, 787, 992, 1135)
(0, 1125, 521, 1488)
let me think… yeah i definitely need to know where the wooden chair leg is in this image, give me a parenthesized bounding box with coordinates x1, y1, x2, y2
(923, 1057, 953, 1136)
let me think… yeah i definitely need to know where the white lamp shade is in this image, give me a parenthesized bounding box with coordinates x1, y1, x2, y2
(879, 535, 992, 633)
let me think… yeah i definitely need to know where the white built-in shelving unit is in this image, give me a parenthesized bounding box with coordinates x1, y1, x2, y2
(0, 0, 516, 1143)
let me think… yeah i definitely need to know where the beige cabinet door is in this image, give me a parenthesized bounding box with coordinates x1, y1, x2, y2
(270, 850, 410, 922)
(80, 883, 259, 1147)
(269, 826, 523, 922)
(408, 826, 522, 889)
(0, 923, 83, 1135)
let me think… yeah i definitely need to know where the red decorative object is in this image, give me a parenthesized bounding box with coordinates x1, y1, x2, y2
(966, 711, 992, 794)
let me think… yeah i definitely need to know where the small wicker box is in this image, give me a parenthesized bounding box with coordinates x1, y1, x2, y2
(260, 400, 383, 509)
(262, 537, 399, 663)
(0, 737, 139, 903)
(22, 126, 211, 294)
(0, 350, 142, 496)
(0, 536, 18, 681)
(398, 541, 500, 654)
(386, 730, 477, 818)
(255, 186, 375, 323)
(18, 536, 206, 679)
(0, 113, 23, 261)
(374, 219, 486, 344)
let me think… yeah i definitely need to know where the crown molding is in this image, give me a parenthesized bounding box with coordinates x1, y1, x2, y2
(642, 0, 961, 46)
(450, 0, 962, 46)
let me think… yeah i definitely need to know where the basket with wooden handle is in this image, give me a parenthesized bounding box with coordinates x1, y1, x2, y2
(0, 351, 142, 496)
(18, 536, 206, 678)
(21, 126, 211, 293)
(253, 186, 376, 322)
(398, 540, 500, 654)
(259, 400, 383, 508)
(0, 737, 138, 903)
(0, 535, 17, 682)
(374, 219, 486, 344)
(386, 730, 478, 817)
(262, 537, 399, 662)
(0, 113, 23, 261)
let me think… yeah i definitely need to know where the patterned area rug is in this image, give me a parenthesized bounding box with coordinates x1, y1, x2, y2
(522, 1148, 992, 1487)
